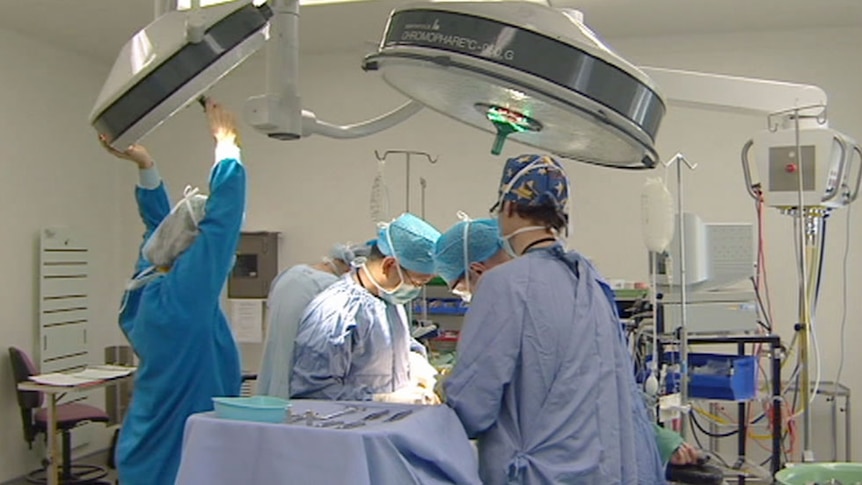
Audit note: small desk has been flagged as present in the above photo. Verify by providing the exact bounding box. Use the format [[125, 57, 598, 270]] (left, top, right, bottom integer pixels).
[[176, 400, 482, 485], [18, 372, 135, 485]]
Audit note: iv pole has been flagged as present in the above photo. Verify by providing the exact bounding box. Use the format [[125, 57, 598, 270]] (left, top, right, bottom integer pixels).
[[740, 102, 862, 460], [663, 152, 697, 438], [374, 150, 438, 212], [373, 149, 438, 326], [770, 105, 828, 460], [420, 177, 429, 323]]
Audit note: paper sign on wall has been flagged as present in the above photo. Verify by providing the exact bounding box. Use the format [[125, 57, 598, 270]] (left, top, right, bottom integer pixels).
[[229, 299, 264, 343]]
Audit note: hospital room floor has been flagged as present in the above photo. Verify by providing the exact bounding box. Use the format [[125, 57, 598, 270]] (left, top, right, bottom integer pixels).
[[4, 451, 116, 485]]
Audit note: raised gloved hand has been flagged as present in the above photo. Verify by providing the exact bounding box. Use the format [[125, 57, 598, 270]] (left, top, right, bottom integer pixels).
[[98, 134, 154, 169], [373, 385, 440, 405], [409, 351, 439, 391], [205, 98, 238, 144]]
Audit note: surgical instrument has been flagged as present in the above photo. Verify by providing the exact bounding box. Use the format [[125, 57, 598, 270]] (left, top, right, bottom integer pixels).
[[318, 405, 364, 420], [361, 409, 390, 421], [383, 409, 414, 422]]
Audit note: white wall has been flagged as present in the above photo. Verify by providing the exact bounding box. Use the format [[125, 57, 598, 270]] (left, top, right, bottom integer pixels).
[[0, 28, 133, 482], [141, 26, 862, 464]]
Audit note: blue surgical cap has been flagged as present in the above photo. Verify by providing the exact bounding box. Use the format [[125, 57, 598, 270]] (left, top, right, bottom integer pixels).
[[329, 242, 371, 264], [377, 213, 441, 275], [492, 154, 570, 216], [434, 218, 504, 287]]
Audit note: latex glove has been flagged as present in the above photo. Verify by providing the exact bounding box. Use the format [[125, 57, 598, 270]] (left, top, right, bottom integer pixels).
[[670, 442, 701, 465], [373, 386, 440, 405], [205, 98, 239, 145], [433, 374, 447, 403], [98, 135, 153, 169], [409, 351, 439, 390]]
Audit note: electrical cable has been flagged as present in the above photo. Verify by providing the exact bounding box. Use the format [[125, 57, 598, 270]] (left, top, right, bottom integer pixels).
[[789, 215, 824, 417], [750, 277, 772, 331], [806, 219, 825, 408], [834, 203, 851, 389], [813, 217, 827, 313], [687, 414, 733, 469], [690, 412, 738, 438]]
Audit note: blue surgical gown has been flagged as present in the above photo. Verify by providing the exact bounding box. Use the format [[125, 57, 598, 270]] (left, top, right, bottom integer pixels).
[[444, 244, 666, 485], [257, 264, 339, 399], [116, 158, 245, 485], [290, 275, 414, 400]]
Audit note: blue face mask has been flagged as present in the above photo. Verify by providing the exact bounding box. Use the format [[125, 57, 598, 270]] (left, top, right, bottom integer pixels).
[[384, 283, 422, 305], [362, 264, 422, 305]]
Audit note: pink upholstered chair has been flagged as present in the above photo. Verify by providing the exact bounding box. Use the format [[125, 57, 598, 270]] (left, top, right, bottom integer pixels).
[[8, 346, 111, 484]]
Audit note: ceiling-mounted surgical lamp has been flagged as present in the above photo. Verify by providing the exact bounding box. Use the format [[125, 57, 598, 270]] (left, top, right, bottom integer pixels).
[[90, 0, 271, 149], [362, 1, 667, 169], [90, 0, 667, 167], [89, 0, 423, 150]]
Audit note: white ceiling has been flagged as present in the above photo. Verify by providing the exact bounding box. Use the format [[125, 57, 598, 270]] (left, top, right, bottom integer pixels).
[[0, 0, 861, 65]]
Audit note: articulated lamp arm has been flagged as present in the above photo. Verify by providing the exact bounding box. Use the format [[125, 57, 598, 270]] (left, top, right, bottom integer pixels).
[[639, 66, 828, 123], [301, 102, 424, 139], [638, 66, 846, 202], [245, 0, 423, 140]]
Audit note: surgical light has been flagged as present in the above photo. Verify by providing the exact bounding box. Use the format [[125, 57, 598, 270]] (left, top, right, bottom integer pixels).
[[91, 0, 667, 169], [90, 0, 273, 150], [90, 0, 423, 150], [362, 1, 667, 169]]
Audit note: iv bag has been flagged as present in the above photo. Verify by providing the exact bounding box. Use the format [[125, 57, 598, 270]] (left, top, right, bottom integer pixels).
[[641, 177, 674, 253], [370, 160, 390, 223]]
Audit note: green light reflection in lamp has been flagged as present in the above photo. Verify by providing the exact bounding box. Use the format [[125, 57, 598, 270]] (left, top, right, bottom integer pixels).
[[476, 103, 543, 155]]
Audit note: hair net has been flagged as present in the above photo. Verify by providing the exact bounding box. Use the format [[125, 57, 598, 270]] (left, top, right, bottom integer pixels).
[[492, 154, 570, 217], [376, 213, 441, 275], [142, 187, 208, 267], [434, 217, 503, 287], [328, 242, 372, 264]]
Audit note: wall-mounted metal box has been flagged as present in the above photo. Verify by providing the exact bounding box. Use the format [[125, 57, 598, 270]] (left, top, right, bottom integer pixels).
[[228, 231, 280, 299]]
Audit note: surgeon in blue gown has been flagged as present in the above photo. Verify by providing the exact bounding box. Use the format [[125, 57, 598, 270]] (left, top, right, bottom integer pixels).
[[258, 242, 372, 399], [290, 213, 441, 404], [434, 216, 702, 480], [99, 99, 244, 485], [441, 154, 667, 485]]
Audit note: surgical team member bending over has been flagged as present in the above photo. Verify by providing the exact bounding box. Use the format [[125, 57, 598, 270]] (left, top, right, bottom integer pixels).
[[434, 216, 701, 475], [99, 99, 244, 485], [440, 154, 667, 484], [258, 242, 372, 399], [291, 213, 441, 403]]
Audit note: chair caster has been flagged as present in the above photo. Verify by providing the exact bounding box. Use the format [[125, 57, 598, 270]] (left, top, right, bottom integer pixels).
[[24, 463, 109, 484]]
